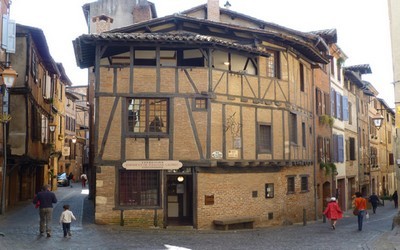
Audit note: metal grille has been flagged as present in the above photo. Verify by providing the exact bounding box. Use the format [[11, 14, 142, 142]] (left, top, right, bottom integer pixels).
[[119, 170, 160, 206]]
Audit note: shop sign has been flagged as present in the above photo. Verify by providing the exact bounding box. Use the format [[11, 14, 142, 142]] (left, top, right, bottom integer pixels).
[[122, 160, 182, 170]]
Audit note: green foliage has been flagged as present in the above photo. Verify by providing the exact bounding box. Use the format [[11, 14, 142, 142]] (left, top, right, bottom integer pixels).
[[320, 162, 337, 176], [319, 115, 335, 127]]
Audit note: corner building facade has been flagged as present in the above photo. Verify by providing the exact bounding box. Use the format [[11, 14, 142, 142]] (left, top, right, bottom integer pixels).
[[74, 1, 330, 229]]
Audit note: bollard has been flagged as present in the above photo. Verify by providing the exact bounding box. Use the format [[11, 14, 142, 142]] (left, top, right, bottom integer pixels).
[[154, 208, 158, 227], [323, 214, 326, 223], [303, 208, 307, 226], [120, 210, 124, 226]]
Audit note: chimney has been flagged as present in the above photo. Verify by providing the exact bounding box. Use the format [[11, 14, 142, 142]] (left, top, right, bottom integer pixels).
[[92, 15, 114, 34], [207, 0, 220, 22], [132, 0, 153, 24]]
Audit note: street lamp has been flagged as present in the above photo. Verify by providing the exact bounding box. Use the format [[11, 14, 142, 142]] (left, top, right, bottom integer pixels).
[[372, 112, 384, 130], [49, 122, 56, 143], [0, 66, 17, 215]]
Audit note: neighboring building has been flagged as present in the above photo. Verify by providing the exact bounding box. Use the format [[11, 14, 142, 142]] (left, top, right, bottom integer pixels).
[[344, 65, 374, 197], [73, 0, 331, 228], [66, 86, 90, 179], [311, 29, 335, 216], [388, 0, 400, 207], [0, 0, 14, 213], [6, 24, 64, 205], [343, 67, 360, 210], [328, 44, 348, 210], [374, 98, 395, 196]]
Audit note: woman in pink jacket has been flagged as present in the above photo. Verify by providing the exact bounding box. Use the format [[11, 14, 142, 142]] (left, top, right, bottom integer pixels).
[[323, 197, 343, 230]]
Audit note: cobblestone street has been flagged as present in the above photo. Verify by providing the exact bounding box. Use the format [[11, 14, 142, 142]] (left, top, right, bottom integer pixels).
[[0, 185, 399, 250]]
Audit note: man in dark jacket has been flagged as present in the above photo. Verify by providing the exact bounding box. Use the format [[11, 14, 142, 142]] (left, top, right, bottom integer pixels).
[[369, 193, 380, 214], [33, 185, 57, 237]]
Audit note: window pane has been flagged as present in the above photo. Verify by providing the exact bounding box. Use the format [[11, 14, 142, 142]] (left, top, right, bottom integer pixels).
[[128, 98, 168, 134], [287, 177, 295, 193], [301, 176, 308, 191], [259, 124, 271, 152]]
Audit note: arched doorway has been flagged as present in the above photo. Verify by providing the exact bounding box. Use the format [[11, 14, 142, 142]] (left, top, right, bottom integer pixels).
[[322, 181, 331, 211]]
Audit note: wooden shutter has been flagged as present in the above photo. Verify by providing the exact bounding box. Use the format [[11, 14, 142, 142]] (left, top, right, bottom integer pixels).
[[338, 135, 344, 162], [342, 96, 349, 121]]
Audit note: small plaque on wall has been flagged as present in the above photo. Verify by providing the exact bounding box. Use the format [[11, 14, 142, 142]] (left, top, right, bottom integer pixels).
[[205, 195, 214, 205], [228, 149, 238, 158]]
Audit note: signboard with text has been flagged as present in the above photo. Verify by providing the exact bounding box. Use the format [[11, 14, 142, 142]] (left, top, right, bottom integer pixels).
[[122, 160, 182, 170]]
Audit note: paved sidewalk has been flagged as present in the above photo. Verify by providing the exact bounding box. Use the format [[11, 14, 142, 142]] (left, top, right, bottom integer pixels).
[[0, 185, 399, 249]]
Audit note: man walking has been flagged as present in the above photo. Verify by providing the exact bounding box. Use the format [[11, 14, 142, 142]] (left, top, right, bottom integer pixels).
[[32, 185, 57, 237], [369, 193, 380, 214]]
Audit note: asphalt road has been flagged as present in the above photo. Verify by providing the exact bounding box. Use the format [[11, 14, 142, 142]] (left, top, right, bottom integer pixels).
[[0, 185, 399, 250]]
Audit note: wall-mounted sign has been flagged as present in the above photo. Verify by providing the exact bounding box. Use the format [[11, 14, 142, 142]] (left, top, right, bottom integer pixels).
[[62, 147, 70, 156], [228, 149, 238, 158], [122, 160, 182, 170], [205, 195, 214, 205], [234, 137, 241, 149], [211, 151, 223, 159]]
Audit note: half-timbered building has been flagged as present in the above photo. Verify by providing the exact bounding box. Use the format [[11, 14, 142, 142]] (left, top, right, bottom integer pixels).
[[74, 0, 331, 229]]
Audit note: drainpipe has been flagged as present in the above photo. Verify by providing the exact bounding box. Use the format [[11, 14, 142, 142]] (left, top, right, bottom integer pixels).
[[312, 67, 318, 221]]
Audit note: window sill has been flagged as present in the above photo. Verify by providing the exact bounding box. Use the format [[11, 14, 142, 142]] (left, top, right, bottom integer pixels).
[[113, 205, 161, 211]]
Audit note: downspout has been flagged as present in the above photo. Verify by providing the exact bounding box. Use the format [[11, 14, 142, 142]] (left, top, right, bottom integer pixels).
[[312, 66, 318, 221], [356, 95, 361, 193]]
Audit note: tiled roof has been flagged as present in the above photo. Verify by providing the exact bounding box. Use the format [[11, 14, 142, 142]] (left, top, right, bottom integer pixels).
[[344, 64, 372, 75], [74, 32, 270, 68], [309, 29, 337, 44]]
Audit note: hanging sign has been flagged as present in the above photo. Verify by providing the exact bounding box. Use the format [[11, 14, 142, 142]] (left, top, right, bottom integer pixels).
[[122, 160, 182, 170]]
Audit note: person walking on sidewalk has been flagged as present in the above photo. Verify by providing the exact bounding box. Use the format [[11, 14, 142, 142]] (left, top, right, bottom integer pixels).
[[323, 197, 343, 230], [369, 193, 380, 214], [392, 191, 398, 209], [354, 192, 367, 231], [32, 185, 57, 237], [59, 204, 76, 238], [80, 173, 87, 188]]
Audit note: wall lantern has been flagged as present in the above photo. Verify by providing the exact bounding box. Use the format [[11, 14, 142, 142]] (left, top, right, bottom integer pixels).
[[49, 123, 56, 133], [372, 112, 384, 130], [177, 176, 184, 182], [71, 136, 77, 144], [1, 66, 18, 88]]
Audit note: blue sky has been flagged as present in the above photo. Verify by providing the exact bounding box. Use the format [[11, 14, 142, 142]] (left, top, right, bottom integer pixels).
[[10, 0, 394, 107]]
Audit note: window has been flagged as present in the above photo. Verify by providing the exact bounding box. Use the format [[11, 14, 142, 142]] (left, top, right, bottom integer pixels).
[[193, 98, 207, 110], [330, 57, 335, 77], [31, 106, 41, 141], [287, 176, 295, 193], [266, 50, 280, 78], [349, 137, 356, 160], [289, 113, 297, 144], [388, 131, 392, 144], [41, 115, 49, 144], [127, 98, 168, 134], [389, 153, 394, 165], [31, 50, 38, 82], [265, 183, 274, 198], [299, 63, 305, 92], [348, 102, 352, 124], [316, 89, 322, 115], [119, 170, 160, 207], [302, 122, 306, 147], [324, 92, 330, 115], [333, 134, 344, 163], [258, 124, 272, 153], [301, 176, 308, 192]]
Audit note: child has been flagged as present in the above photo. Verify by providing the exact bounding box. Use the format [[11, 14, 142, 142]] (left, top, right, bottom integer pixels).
[[59, 204, 76, 237]]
